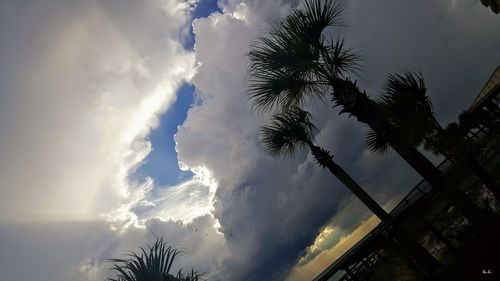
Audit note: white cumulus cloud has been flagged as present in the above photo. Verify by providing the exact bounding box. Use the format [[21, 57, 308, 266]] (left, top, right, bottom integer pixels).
[[0, 0, 194, 223]]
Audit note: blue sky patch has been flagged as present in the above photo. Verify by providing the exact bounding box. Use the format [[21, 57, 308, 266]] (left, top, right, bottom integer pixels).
[[183, 0, 222, 49], [134, 0, 220, 187], [133, 84, 195, 187]]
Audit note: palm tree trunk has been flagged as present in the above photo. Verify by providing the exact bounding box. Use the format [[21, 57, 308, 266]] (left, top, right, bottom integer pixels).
[[310, 145, 390, 221], [329, 78, 488, 225], [309, 145, 440, 278]]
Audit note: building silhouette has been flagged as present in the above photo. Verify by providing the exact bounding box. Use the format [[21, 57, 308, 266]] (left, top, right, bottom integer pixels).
[[313, 65, 500, 281], [481, 0, 500, 14]]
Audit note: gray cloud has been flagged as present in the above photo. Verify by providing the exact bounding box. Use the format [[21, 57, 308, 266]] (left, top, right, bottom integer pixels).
[[176, 1, 362, 279], [0, 0, 194, 222], [0, 0, 223, 280], [0, 215, 226, 281], [176, 0, 500, 280], [1, 0, 499, 280]]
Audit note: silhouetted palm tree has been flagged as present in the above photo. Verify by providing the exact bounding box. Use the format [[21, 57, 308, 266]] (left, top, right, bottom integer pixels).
[[366, 71, 500, 201], [107, 237, 202, 281], [261, 107, 440, 277], [247, 0, 485, 223], [262, 106, 391, 221]]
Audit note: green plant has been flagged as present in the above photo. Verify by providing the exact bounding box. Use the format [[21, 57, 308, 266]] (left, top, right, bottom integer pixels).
[[247, 0, 487, 225], [107, 237, 203, 281]]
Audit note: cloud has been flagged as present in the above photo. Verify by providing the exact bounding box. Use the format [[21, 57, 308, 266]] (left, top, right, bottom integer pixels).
[[176, 0, 500, 280], [175, 1, 362, 279], [0, 1, 229, 280], [0, 0, 194, 223], [285, 215, 381, 281], [285, 0, 500, 279], [0, 215, 227, 281], [135, 166, 218, 223], [1, 0, 499, 280], [344, 0, 500, 122]]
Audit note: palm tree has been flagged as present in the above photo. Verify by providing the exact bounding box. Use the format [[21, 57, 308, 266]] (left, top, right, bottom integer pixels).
[[366, 71, 500, 201], [480, 0, 500, 14], [261, 107, 440, 278], [247, 0, 485, 223], [107, 237, 202, 281], [262, 107, 391, 221]]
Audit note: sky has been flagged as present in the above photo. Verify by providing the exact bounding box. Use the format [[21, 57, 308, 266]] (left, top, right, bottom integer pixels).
[[0, 0, 499, 280]]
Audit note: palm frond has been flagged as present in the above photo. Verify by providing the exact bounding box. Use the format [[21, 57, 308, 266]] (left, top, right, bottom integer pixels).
[[365, 128, 390, 154], [303, 0, 344, 26], [377, 71, 436, 146], [248, 23, 318, 74], [323, 37, 362, 78], [248, 69, 325, 112], [383, 71, 426, 100], [248, 0, 353, 112], [107, 237, 202, 281], [176, 268, 205, 281], [300, 0, 344, 47], [260, 106, 317, 157]]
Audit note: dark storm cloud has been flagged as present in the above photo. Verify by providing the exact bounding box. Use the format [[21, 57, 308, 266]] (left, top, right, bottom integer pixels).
[[0, 215, 226, 281], [177, 1, 500, 280], [0, 0, 498, 280], [286, 0, 500, 277]]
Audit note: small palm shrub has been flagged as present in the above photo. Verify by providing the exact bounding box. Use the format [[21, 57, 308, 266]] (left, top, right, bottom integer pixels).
[[107, 237, 203, 281]]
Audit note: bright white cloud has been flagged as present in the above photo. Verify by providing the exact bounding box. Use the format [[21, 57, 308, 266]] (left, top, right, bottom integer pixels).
[[0, 0, 227, 280], [0, 0, 225, 281], [0, 215, 228, 281], [175, 2, 354, 279], [176, 0, 500, 280], [0, 0, 194, 223], [135, 166, 218, 224], [1, 0, 500, 281]]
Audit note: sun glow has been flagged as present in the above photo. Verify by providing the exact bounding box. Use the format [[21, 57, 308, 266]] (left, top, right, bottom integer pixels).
[[149, 165, 218, 223]]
